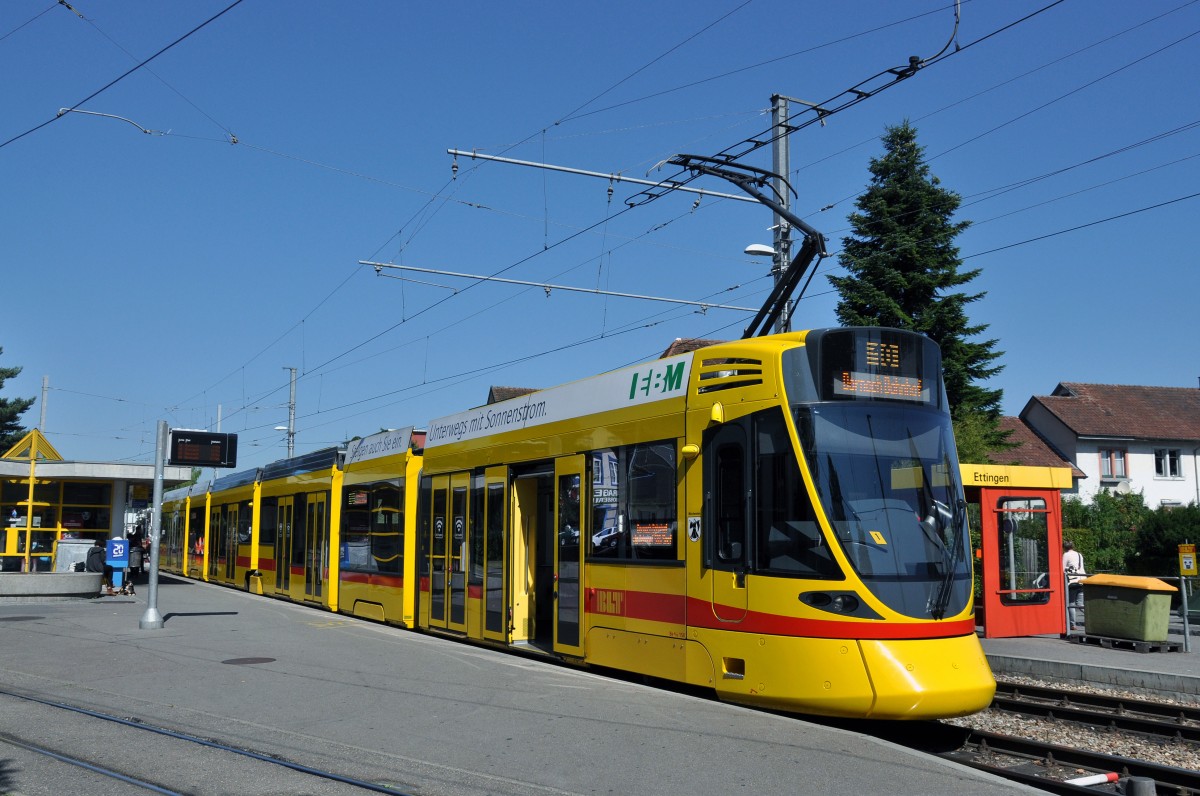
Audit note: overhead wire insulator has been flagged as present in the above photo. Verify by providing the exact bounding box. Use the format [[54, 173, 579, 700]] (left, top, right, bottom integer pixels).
[[451, 157, 458, 179]]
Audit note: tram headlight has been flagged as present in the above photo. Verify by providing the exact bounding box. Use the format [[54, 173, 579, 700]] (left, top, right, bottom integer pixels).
[[831, 594, 859, 613], [801, 590, 872, 617]]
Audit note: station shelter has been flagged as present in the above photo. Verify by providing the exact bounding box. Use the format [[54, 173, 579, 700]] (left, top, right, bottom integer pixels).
[[1, 429, 191, 572], [962, 463, 1075, 638]]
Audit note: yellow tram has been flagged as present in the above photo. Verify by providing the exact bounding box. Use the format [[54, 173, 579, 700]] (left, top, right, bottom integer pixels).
[[160, 327, 994, 720], [417, 326, 994, 719]]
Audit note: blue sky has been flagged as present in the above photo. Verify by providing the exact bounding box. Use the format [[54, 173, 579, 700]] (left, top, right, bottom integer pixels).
[[3, 0, 1197, 467]]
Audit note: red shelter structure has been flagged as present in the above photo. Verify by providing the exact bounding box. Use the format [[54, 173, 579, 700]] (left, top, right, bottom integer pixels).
[[963, 463, 1074, 638]]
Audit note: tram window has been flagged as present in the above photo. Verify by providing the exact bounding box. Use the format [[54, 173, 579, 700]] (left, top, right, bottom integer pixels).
[[260, 499, 277, 546], [754, 408, 840, 579], [340, 483, 403, 574], [418, 477, 432, 575], [470, 475, 485, 585], [371, 484, 403, 574], [485, 481, 504, 633], [589, 441, 677, 561], [590, 450, 620, 558], [292, 497, 308, 568], [711, 430, 747, 567], [237, 501, 252, 544], [342, 488, 371, 571]]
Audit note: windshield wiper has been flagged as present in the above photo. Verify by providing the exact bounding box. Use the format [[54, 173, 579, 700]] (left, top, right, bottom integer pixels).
[[930, 487, 967, 620]]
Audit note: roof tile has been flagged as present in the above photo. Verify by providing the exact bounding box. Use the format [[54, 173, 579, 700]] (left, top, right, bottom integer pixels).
[[1030, 383, 1200, 442]]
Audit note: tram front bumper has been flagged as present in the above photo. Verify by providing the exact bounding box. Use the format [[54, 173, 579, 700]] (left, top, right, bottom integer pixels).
[[857, 633, 996, 719], [705, 631, 995, 720]]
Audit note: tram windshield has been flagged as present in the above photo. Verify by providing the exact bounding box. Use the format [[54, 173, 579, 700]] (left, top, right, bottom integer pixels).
[[794, 403, 971, 620]]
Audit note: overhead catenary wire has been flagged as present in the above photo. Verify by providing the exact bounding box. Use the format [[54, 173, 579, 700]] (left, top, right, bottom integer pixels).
[[363, 262, 758, 312], [626, 0, 1066, 210], [788, 0, 1200, 191], [0, 0, 246, 150], [161, 0, 1069, 451], [150, 1, 1055, 436], [30, 1, 1190, 461]]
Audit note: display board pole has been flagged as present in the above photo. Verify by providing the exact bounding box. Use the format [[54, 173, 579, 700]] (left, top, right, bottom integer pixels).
[[1180, 577, 1191, 653], [139, 420, 167, 630]]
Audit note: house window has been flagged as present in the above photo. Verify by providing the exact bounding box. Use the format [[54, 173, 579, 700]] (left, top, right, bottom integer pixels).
[[1099, 449, 1126, 478], [1154, 448, 1181, 478]]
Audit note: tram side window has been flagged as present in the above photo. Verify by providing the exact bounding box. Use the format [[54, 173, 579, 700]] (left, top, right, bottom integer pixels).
[[189, 507, 205, 554], [754, 408, 841, 579], [371, 484, 403, 574], [470, 475, 485, 586], [260, 499, 277, 546], [590, 440, 677, 561], [341, 483, 403, 574], [342, 488, 372, 572], [237, 500, 253, 544], [292, 497, 308, 568]]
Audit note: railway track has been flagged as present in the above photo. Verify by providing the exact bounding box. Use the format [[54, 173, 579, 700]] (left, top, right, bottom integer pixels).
[[942, 729, 1199, 795], [992, 680, 1200, 743], [934, 679, 1200, 794]]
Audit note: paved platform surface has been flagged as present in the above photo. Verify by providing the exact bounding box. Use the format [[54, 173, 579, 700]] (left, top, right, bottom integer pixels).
[[0, 575, 1039, 796], [982, 617, 1199, 700]]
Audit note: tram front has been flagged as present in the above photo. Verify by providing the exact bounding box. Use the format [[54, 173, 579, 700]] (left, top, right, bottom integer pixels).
[[786, 327, 995, 718]]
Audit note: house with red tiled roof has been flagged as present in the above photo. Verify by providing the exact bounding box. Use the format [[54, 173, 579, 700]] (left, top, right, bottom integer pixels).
[[995, 415, 1084, 477], [1019, 383, 1200, 506], [486, 386, 537, 405], [659, 337, 724, 359]]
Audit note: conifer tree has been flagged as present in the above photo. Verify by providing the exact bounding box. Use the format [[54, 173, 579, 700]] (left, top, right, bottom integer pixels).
[[0, 348, 35, 453], [829, 121, 1007, 460]]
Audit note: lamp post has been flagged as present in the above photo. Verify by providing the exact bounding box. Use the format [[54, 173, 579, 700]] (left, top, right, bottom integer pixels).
[[745, 243, 790, 333]]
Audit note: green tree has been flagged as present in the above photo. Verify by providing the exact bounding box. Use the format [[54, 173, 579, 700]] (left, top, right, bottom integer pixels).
[[830, 121, 1009, 459], [0, 347, 35, 452], [1060, 491, 1148, 574], [1131, 503, 1199, 576]]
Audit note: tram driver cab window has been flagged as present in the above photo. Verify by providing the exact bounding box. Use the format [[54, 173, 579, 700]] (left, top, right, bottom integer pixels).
[[704, 408, 841, 579]]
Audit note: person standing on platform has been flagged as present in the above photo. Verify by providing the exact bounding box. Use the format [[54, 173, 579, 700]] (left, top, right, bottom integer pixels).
[[125, 540, 142, 594], [1063, 540, 1086, 630]]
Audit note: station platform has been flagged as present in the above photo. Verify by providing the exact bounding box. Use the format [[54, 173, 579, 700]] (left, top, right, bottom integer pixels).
[[981, 617, 1199, 701], [0, 576, 1040, 796]]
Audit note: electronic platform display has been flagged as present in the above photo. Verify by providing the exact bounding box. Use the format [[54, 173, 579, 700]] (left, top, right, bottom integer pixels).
[[168, 429, 238, 468]]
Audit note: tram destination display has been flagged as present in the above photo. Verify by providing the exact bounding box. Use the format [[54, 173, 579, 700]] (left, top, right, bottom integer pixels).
[[819, 328, 934, 404], [168, 429, 238, 468]]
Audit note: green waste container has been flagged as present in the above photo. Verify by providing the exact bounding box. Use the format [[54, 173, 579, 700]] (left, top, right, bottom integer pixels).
[[1081, 574, 1177, 642]]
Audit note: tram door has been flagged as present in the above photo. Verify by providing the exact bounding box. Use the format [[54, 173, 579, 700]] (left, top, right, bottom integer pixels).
[[481, 468, 508, 643], [304, 493, 327, 601], [191, 506, 207, 579], [553, 457, 585, 656], [509, 467, 554, 648], [705, 421, 749, 621], [425, 473, 468, 632], [208, 507, 221, 580], [223, 505, 238, 583], [979, 489, 1064, 638], [447, 475, 469, 632], [275, 497, 293, 593]]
